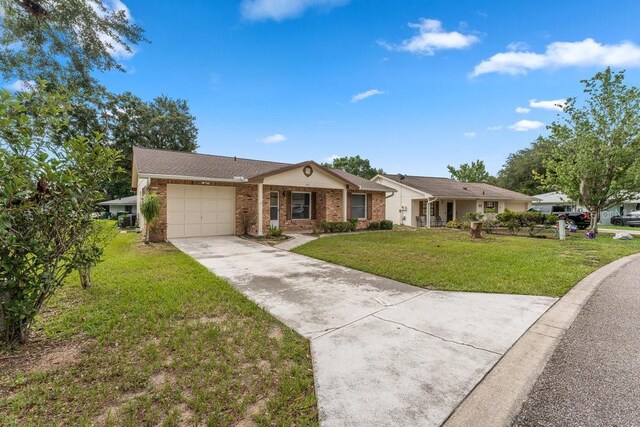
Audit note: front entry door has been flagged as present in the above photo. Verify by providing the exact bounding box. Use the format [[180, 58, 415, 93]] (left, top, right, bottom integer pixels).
[[446, 202, 454, 222], [270, 192, 279, 228]]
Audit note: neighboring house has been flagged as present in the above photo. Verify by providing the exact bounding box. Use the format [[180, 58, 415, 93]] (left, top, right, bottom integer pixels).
[[132, 147, 393, 241], [372, 174, 537, 227], [98, 195, 137, 216], [532, 191, 640, 225]]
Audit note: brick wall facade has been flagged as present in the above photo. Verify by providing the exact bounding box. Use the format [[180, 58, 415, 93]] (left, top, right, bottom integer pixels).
[[144, 179, 386, 241]]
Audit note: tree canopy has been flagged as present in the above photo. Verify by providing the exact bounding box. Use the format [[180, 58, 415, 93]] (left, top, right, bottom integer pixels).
[[541, 68, 640, 231], [0, 0, 146, 90], [322, 155, 384, 179], [447, 160, 491, 182], [494, 141, 552, 195]]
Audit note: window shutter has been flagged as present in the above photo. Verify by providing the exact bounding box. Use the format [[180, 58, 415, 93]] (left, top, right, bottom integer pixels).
[[367, 194, 373, 220], [311, 192, 317, 220], [346, 191, 352, 220], [285, 191, 290, 220]]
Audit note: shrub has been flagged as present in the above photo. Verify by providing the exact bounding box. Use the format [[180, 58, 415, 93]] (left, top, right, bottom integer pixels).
[[322, 221, 354, 233], [380, 220, 393, 230], [141, 192, 161, 243], [369, 221, 381, 230], [496, 210, 559, 236], [446, 220, 470, 230], [266, 225, 283, 237], [465, 212, 484, 222]]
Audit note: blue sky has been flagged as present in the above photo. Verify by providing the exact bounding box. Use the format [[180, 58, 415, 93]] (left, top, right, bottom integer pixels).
[[12, 0, 640, 176]]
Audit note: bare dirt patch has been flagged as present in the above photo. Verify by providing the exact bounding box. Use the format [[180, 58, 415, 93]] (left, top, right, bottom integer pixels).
[[268, 326, 283, 341]]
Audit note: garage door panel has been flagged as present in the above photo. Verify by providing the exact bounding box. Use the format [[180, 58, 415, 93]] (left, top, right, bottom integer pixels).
[[167, 184, 236, 238], [167, 210, 185, 225], [184, 186, 201, 198]]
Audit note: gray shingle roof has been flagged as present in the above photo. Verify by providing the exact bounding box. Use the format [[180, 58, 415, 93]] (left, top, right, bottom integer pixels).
[[98, 195, 137, 206], [133, 147, 393, 192], [382, 174, 537, 201]]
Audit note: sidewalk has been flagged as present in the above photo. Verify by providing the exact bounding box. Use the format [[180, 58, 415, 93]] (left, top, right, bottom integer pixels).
[[515, 257, 640, 426]]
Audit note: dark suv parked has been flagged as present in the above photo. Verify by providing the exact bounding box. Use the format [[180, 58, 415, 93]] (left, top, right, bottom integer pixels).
[[529, 206, 591, 229]]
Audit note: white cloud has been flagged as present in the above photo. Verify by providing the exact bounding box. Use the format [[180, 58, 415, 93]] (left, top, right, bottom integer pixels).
[[515, 107, 531, 114], [241, 0, 348, 21], [260, 133, 287, 144], [472, 38, 640, 77], [507, 41, 529, 52], [4, 80, 35, 92], [487, 125, 503, 131], [92, 0, 136, 59], [325, 154, 340, 163], [463, 131, 477, 138], [351, 89, 385, 103], [529, 98, 566, 111], [379, 18, 479, 55], [509, 119, 545, 132]]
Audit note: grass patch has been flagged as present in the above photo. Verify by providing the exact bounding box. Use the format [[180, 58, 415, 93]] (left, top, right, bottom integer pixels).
[[1, 234, 317, 426], [599, 224, 640, 230], [293, 228, 640, 297]]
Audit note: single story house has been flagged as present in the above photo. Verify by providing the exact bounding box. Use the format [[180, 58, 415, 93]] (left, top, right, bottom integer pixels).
[[98, 195, 137, 215], [132, 147, 393, 241], [372, 174, 538, 227], [532, 191, 640, 225]]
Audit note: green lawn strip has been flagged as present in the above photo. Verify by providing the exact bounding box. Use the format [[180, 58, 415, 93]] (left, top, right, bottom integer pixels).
[[599, 224, 640, 230], [0, 234, 317, 426], [293, 229, 640, 297]]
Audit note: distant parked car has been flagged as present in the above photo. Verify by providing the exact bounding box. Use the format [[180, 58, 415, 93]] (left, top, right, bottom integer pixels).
[[529, 207, 591, 229], [610, 211, 640, 227]]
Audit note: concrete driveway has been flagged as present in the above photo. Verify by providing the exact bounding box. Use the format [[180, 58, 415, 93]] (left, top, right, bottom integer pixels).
[[172, 236, 556, 426]]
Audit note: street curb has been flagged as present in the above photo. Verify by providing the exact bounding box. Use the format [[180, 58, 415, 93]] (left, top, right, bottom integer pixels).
[[443, 253, 640, 427]]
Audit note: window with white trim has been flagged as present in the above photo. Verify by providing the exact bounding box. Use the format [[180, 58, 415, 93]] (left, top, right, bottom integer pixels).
[[291, 192, 311, 220], [351, 194, 366, 219]]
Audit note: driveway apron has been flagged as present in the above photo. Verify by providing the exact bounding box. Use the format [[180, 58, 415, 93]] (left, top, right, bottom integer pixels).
[[172, 236, 557, 426]]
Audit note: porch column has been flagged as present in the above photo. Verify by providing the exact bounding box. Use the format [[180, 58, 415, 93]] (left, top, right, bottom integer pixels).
[[257, 183, 264, 236], [453, 200, 457, 220], [343, 187, 348, 221]]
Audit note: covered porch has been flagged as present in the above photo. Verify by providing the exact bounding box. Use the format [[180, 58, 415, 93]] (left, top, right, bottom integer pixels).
[[413, 199, 504, 228]]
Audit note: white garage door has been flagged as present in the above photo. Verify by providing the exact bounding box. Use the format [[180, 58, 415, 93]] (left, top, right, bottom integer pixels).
[[167, 184, 236, 238]]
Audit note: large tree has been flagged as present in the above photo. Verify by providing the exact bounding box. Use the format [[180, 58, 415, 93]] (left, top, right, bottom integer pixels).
[[322, 155, 384, 179], [0, 0, 146, 91], [495, 140, 553, 195], [447, 160, 492, 182], [541, 68, 640, 232], [0, 83, 119, 344]]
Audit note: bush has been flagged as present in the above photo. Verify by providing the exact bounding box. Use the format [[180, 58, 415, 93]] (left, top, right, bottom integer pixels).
[[496, 210, 559, 236], [322, 221, 355, 233], [380, 220, 393, 230], [266, 225, 283, 237], [369, 221, 381, 230], [446, 219, 470, 230], [465, 212, 484, 222]]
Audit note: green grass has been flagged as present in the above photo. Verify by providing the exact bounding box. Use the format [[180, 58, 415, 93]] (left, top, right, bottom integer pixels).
[[1, 234, 317, 426], [599, 224, 640, 230], [293, 228, 640, 297]]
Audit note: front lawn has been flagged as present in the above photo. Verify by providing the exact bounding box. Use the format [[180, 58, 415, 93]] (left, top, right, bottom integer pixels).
[[599, 224, 640, 230], [1, 234, 317, 426], [293, 229, 640, 297]]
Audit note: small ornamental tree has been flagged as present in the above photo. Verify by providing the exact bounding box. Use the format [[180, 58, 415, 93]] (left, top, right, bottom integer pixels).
[[140, 191, 161, 243], [0, 83, 119, 345], [541, 68, 640, 232]]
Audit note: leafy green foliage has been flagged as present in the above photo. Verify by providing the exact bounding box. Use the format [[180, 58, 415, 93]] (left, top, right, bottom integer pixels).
[[266, 225, 283, 237], [541, 68, 640, 231], [0, 83, 119, 345], [321, 221, 356, 233], [380, 220, 393, 230], [322, 155, 384, 179], [0, 0, 147, 90], [494, 140, 553, 195], [496, 211, 558, 237], [75, 219, 118, 288], [447, 160, 492, 182], [446, 219, 470, 230], [141, 191, 160, 243], [368, 221, 381, 230]]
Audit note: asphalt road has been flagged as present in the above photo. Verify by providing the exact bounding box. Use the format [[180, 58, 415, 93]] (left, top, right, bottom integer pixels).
[[515, 258, 640, 426]]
